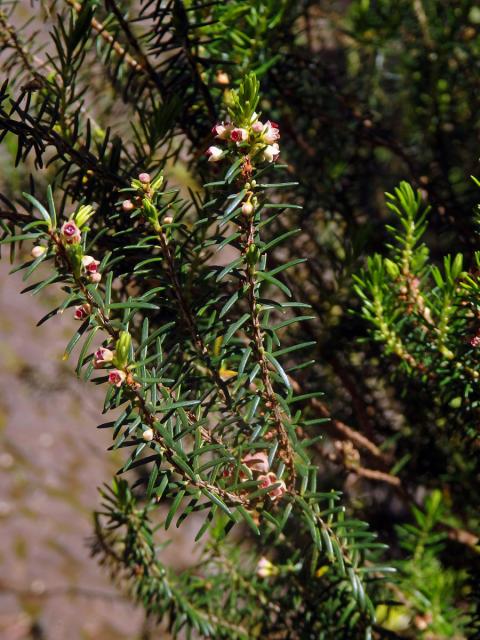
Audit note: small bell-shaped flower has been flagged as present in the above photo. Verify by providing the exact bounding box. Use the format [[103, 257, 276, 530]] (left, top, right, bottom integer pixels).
[[262, 121, 280, 144], [212, 123, 231, 140], [93, 347, 114, 368], [230, 128, 248, 143], [74, 303, 91, 320], [82, 255, 100, 274], [60, 220, 81, 244], [108, 369, 126, 387], [262, 143, 280, 163], [206, 146, 224, 162]]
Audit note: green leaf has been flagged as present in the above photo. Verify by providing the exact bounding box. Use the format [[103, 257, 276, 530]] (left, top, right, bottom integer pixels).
[[46, 185, 57, 228], [165, 489, 186, 529], [22, 192, 52, 226], [224, 313, 250, 345], [265, 352, 291, 389], [257, 271, 292, 297]]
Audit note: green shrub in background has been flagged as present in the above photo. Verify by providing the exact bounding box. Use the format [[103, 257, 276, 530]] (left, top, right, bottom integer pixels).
[[0, 1, 479, 638]]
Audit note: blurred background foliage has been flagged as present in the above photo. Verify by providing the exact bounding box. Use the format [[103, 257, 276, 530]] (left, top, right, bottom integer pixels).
[[1, 0, 480, 638]]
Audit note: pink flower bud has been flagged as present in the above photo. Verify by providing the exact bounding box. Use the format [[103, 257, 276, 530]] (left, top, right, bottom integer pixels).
[[242, 201, 254, 216], [60, 221, 81, 243], [142, 428, 154, 442], [230, 128, 248, 143], [31, 245, 46, 258], [263, 120, 280, 144], [262, 143, 280, 163], [258, 472, 287, 502], [93, 347, 114, 368], [108, 369, 126, 387], [242, 451, 269, 474], [206, 146, 224, 162], [90, 272, 102, 284], [74, 304, 91, 321], [470, 335, 480, 347], [122, 199, 135, 212], [212, 123, 230, 140], [251, 121, 264, 134], [138, 173, 151, 184], [82, 255, 100, 273]]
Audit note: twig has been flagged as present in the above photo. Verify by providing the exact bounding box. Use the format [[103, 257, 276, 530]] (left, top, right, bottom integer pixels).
[[64, 0, 144, 73], [0, 583, 127, 602], [243, 214, 296, 484], [311, 397, 386, 461]]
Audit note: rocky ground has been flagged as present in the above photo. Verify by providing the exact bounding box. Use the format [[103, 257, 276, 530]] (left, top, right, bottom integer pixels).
[[0, 258, 192, 639]]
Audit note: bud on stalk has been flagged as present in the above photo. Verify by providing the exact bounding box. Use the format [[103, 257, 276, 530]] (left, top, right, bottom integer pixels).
[[114, 331, 132, 369]]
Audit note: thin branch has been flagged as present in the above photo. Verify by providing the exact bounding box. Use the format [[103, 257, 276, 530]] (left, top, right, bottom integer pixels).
[[64, 0, 144, 73]]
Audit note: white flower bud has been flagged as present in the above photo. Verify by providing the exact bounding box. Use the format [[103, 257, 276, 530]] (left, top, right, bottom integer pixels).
[[242, 201, 254, 216], [31, 245, 46, 258], [206, 146, 224, 162], [142, 428, 154, 442]]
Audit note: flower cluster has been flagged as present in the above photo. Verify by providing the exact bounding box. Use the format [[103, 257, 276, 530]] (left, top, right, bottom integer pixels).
[[82, 256, 101, 283], [470, 334, 480, 348], [121, 172, 165, 222], [61, 223, 102, 288], [31, 204, 103, 322], [91, 337, 135, 390], [206, 114, 280, 165]]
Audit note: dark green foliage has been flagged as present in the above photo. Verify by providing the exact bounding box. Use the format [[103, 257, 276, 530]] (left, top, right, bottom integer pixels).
[[1, 1, 480, 638]]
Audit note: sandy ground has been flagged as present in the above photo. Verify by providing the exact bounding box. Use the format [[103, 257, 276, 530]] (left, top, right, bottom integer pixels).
[[0, 258, 164, 639]]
